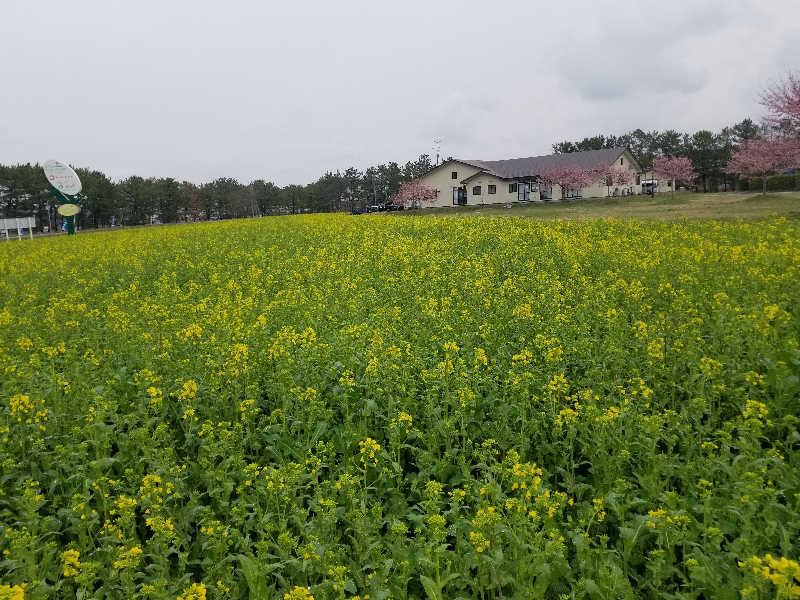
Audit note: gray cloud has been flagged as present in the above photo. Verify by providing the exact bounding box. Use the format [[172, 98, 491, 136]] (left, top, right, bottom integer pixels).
[[1, 0, 796, 184], [422, 92, 502, 148], [553, 0, 766, 102]]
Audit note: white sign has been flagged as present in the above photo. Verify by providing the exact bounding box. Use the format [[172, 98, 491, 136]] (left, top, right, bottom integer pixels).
[[1, 216, 36, 239], [0, 217, 35, 230], [43, 160, 82, 196]]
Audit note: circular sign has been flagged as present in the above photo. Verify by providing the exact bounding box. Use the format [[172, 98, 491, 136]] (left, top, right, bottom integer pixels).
[[57, 203, 81, 216], [43, 160, 82, 196]]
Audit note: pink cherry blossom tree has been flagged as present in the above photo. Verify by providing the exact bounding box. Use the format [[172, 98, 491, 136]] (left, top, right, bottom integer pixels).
[[724, 136, 800, 195], [652, 156, 696, 199], [761, 71, 800, 132], [613, 167, 635, 191], [390, 180, 438, 209], [602, 167, 636, 196], [540, 166, 598, 200]]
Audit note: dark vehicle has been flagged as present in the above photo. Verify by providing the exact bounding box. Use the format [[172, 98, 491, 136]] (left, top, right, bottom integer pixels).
[[350, 208, 363, 215], [385, 203, 404, 211]]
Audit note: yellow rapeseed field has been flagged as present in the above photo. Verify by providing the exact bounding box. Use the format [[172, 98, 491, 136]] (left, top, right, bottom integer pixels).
[[1, 214, 799, 599]]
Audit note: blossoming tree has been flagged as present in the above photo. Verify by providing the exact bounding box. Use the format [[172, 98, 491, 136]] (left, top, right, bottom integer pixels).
[[724, 136, 800, 195], [761, 71, 800, 132], [540, 166, 598, 200], [390, 180, 437, 209], [651, 156, 695, 199], [601, 167, 636, 196]]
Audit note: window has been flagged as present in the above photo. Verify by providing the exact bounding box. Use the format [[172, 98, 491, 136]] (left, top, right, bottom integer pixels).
[[620, 158, 623, 165], [509, 183, 518, 193], [451, 171, 458, 179], [636, 175, 641, 185], [488, 184, 496, 194], [540, 185, 552, 200], [472, 185, 481, 195], [564, 187, 582, 199]]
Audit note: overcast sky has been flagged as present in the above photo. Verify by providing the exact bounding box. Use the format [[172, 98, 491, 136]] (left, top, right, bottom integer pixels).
[[2, 0, 797, 185]]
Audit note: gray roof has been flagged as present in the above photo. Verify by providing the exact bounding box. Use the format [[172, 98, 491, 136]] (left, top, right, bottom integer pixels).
[[457, 147, 632, 180]]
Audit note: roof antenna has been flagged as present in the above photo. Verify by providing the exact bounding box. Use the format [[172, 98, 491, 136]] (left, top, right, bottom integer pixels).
[[433, 138, 442, 166]]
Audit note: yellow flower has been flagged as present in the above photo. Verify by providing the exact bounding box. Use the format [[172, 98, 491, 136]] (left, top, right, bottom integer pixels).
[[647, 340, 664, 361], [391, 411, 413, 433], [358, 437, 380, 467], [113, 545, 143, 569], [556, 407, 579, 427], [147, 386, 163, 405], [512, 303, 533, 319], [338, 369, 356, 388], [742, 399, 769, 421], [0, 584, 26, 600], [177, 582, 207, 600], [61, 549, 81, 577], [699, 357, 722, 376], [763, 304, 779, 321], [469, 531, 490, 553], [177, 380, 198, 401], [739, 554, 800, 599], [284, 586, 314, 600], [546, 374, 568, 396], [443, 341, 460, 354], [178, 323, 203, 341], [474, 347, 488, 366]]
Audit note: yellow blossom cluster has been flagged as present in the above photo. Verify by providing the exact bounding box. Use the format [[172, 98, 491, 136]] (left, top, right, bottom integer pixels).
[[61, 549, 81, 577], [284, 585, 314, 600], [176, 582, 207, 600], [739, 555, 800, 598], [359, 437, 381, 467]]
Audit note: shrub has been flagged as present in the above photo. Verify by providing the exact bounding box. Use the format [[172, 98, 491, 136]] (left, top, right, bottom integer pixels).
[[767, 173, 797, 191], [748, 173, 798, 192]]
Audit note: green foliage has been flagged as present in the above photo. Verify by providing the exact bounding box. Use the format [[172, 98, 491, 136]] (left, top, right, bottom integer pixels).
[[748, 173, 799, 192], [553, 118, 761, 192], [0, 154, 434, 229], [1, 215, 799, 599]]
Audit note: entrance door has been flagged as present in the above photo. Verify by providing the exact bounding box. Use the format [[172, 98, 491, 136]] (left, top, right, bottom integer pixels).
[[453, 187, 467, 205], [518, 183, 530, 202]]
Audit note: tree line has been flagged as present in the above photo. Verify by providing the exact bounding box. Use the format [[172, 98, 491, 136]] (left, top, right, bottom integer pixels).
[[3, 91, 797, 230], [0, 155, 435, 230], [551, 118, 763, 192]]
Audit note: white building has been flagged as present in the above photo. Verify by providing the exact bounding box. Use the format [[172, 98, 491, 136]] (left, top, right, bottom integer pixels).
[[418, 147, 644, 207]]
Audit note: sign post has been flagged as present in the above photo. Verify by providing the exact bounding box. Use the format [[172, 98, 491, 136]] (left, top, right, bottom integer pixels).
[[43, 160, 82, 235]]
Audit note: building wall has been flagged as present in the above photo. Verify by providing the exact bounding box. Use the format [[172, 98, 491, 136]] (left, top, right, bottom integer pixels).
[[531, 149, 644, 201], [420, 151, 644, 207], [578, 150, 641, 199], [418, 161, 484, 208], [641, 170, 675, 194], [463, 174, 519, 205]]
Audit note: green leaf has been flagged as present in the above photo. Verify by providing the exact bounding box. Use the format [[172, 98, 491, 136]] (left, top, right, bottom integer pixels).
[[419, 575, 441, 600], [235, 554, 272, 599]]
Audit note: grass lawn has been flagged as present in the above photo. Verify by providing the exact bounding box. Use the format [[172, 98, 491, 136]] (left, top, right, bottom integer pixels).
[[407, 191, 800, 221]]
